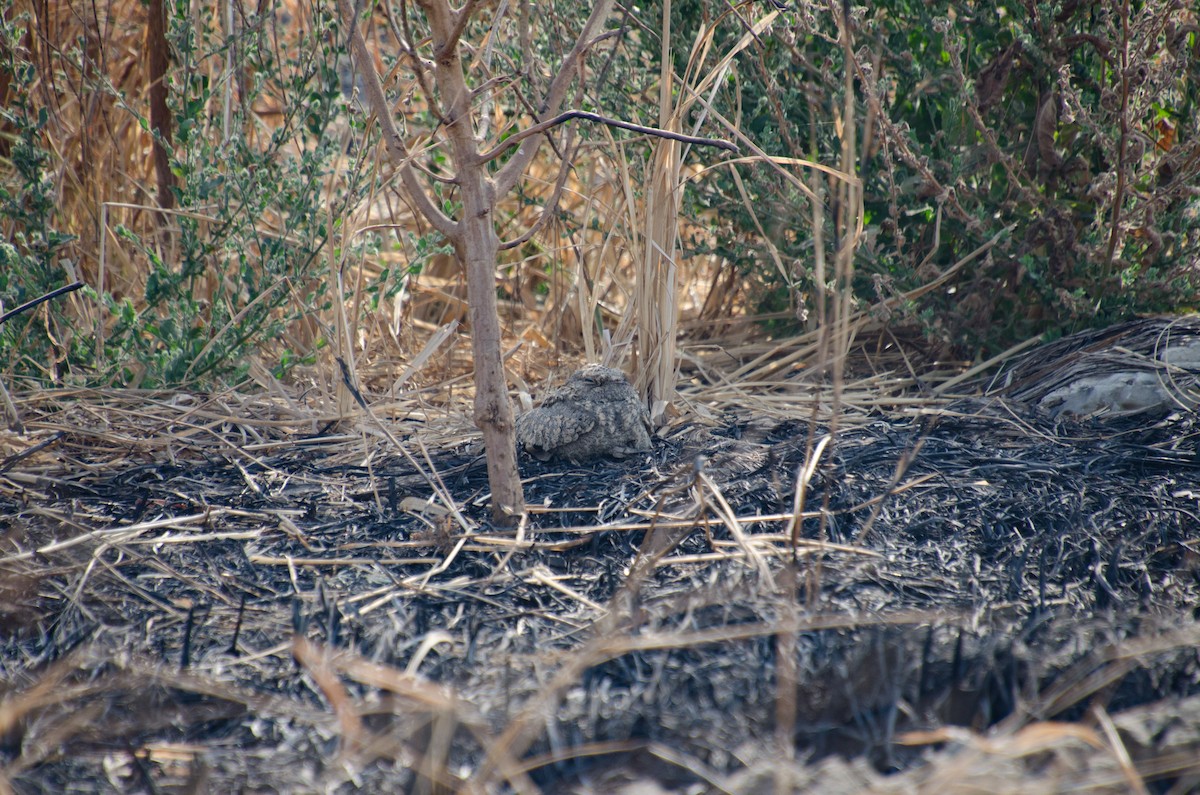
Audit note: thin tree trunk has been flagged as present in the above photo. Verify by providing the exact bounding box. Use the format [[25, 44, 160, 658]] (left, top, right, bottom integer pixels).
[[146, 0, 174, 213], [415, 0, 524, 521], [339, 0, 616, 522], [456, 208, 523, 520]]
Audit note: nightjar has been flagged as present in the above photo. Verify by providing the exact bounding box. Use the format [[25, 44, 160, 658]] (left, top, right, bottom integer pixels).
[[516, 364, 652, 463]]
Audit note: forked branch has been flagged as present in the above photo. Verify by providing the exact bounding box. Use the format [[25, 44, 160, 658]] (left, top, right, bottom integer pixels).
[[337, 0, 458, 239]]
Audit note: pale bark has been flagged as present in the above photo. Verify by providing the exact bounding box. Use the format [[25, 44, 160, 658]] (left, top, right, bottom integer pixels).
[[338, 0, 615, 522], [413, 0, 522, 520]]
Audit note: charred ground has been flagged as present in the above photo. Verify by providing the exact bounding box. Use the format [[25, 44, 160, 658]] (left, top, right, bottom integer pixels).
[[2, 350, 1200, 792]]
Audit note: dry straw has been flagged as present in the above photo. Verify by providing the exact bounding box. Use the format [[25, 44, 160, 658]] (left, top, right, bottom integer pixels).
[[6, 2, 1192, 793]]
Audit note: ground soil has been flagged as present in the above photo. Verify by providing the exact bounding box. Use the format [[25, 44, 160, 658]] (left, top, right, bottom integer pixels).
[[2, 326, 1199, 793]]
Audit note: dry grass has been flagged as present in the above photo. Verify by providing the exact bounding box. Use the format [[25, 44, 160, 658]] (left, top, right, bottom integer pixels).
[[11, 2, 1193, 794], [4, 378, 1199, 792], [0, 0, 950, 411]]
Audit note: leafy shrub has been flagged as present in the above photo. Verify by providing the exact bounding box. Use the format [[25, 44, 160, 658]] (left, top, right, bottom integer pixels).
[[101, 1, 362, 385], [0, 12, 81, 381], [667, 1, 1200, 353], [1, 0, 369, 386]]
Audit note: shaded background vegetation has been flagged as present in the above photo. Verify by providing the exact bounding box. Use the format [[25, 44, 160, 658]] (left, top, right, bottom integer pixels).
[[1, 0, 1197, 384], [663, 0, 1200, 353]]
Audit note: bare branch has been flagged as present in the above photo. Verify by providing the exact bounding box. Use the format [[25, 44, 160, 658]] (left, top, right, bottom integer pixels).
[[337, 0, 458, 239], [480, 109, 739, 165], [485, 46, 570, 162], [437, 0, 488, 60], [470, 73, 515, 101], [393, 0, 445, 124], [494, 0, 617, 195], [499, 126, 578, 251]]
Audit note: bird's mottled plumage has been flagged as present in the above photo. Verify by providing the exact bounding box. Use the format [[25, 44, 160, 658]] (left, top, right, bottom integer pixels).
[[517, 364, 652, 462]]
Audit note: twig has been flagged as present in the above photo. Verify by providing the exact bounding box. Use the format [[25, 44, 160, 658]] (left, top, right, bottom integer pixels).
[[1102, 0, 1133, 277], [478, 109, 738, 164], [337, 0, 458, 238], [0, 282, 85, 326]]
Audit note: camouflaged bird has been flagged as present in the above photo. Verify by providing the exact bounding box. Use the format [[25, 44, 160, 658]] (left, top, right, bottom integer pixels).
[[516, 364, 653, 463]]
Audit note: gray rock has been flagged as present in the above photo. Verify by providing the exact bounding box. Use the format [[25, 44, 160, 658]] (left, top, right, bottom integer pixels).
[[517, 364, 652, 463], [994, 315, 1200, 418]]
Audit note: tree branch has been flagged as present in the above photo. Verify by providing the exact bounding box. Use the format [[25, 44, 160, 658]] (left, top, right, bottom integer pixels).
[[499, 126, 578, 251], [337, 0, 458, 239], [436, 0, 487, 61], [415, 0, 474, 136], [494, 0, 617, 196], [481, 109, 739, 165], [0, 281, 84, 326], [1103, 0, 1132, 279], [393, 0, 445, 124]]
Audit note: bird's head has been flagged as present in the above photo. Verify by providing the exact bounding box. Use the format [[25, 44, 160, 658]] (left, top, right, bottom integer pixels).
[[569, 364, 628, 386]]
